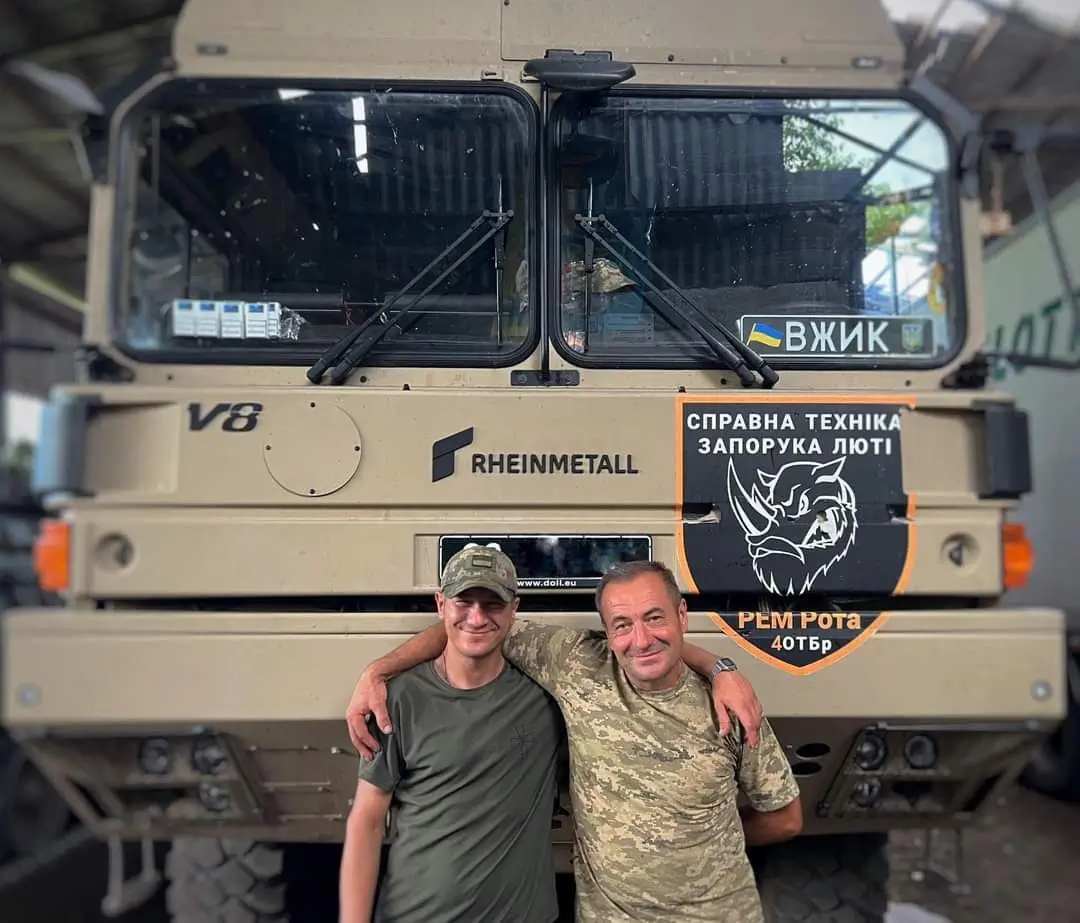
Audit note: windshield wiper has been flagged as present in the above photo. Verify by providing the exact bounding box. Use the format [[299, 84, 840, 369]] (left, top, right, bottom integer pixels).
[[572, 209, 777, 388], [307, 204, 514, 386]]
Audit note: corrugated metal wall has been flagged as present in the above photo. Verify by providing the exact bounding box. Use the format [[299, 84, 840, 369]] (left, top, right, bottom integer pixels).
[[241, 94, 531, 218], [565, 109, 864, 293], [169, 95, 866, 301], [2, 291, 80, 399]]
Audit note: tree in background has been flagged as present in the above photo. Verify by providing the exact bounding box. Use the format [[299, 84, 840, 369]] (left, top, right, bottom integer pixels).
[[0, 440, 36, 506], [5, 440, 34, 475], [782, 109, 917, 250]]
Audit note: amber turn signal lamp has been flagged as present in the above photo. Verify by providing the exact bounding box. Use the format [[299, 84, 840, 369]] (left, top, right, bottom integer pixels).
[[34, 519, 70, 593], [1001, 522, 1033, 590]]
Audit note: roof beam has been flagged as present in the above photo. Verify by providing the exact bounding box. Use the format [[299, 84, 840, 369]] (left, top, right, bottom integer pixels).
[[1, 224, 88, 264], [7, 263, 85, 315], [0, 12, 175, 69], [0, 147, 87, 214], [971, 94, 1080, 113], [0, 223, 62, 268], [946, 7, 1009, 84], [907, 0, 960, 61], [0, 126, 72, 147], [0, 70, 64, 135], [5, 0, 102, 88]]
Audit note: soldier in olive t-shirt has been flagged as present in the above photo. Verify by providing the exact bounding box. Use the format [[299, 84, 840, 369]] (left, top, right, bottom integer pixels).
[[356, 658, 564, 923], [502, 618, 801, 923]]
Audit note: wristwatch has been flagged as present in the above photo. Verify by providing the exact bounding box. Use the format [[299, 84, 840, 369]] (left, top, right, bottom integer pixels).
[[710, 657, 738, 678]]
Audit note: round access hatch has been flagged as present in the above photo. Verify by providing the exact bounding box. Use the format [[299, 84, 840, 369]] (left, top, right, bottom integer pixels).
[[262, 401, 362, 497]]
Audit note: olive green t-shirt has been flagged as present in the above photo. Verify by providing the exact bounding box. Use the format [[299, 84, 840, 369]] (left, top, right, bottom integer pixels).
[[357, 659, 563, 923], [503, 619, 801, 923]]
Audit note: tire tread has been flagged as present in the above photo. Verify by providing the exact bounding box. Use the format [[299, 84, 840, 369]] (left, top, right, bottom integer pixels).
[[165, 838, 288, 923], [758, 834, 889, 923]]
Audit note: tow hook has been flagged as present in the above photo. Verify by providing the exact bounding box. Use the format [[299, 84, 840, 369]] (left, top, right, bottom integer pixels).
[[101, 834, 161, 918]]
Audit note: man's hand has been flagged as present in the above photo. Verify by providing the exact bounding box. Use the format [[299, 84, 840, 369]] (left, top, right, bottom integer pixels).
[[346, 669, 392, 759], [711, 671, 763, 747], [343, 624, 450, 758]]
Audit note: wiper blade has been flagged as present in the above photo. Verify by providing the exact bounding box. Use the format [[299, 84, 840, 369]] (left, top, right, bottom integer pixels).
[[572, 212, 778, 388], [306, 206, 514, 385]]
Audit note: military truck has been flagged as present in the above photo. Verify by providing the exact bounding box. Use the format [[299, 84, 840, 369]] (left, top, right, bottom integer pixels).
[[0, 458, 71, 863], [0, 0, 1068, 920]]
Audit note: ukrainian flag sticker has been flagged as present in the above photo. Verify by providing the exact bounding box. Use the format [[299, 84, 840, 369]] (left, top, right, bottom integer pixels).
[[746, 321, 783, 349]]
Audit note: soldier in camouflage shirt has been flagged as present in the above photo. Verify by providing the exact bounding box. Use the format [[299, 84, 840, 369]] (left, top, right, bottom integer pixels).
[[347, 554, 802, 922]]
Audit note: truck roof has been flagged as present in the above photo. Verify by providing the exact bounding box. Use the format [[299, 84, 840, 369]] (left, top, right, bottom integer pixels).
[[172, 0, 905, 86]]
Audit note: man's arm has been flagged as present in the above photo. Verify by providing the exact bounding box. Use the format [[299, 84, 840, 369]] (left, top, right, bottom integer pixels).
[[740, 799, 803, 848], [340, 708, 405, 923], [501, 619, 592, 695], [734, 717, 803, 847], [368, 623, 447, 683], [339, 779, 391, 923], [346, 624, 447, 756], [682, 643, 763, 747]]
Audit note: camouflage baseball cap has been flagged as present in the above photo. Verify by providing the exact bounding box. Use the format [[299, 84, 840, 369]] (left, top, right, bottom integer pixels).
[[440, 544, 518, 603]]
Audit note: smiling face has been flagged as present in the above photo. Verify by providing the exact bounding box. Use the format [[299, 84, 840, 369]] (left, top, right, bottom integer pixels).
[[437, 545, 520, 663], [437, 586, 518, 660], [597, 567, 689, 691]]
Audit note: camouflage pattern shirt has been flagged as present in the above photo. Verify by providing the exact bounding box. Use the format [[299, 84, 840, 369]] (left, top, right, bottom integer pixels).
[[504, 619, 801, 923]]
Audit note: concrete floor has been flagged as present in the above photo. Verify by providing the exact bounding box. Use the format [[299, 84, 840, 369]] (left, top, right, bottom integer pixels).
[[889, 785, 1080, 923]]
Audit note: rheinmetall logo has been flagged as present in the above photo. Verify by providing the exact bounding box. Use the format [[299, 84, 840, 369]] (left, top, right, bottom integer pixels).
[[472, 453, 639, 475], [432, 427, 640, 481], [431, 427, 474, 482]]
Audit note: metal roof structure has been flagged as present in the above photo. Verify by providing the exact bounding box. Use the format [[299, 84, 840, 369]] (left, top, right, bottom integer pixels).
[[0, 0, 182, 398], [893, 0, 1080, 229], [0, 0, 1076, 398]]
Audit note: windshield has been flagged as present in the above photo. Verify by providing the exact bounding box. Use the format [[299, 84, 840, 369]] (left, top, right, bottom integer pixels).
[[550, 94, 960, 368], [117, 83, 536, 365]]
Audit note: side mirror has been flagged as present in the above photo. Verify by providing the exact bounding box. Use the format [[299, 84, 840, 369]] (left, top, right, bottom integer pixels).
[[522, 51, 635, 93]]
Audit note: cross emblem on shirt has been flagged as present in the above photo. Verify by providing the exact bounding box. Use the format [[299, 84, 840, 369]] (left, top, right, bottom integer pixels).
[[511, 724, 535, 760]]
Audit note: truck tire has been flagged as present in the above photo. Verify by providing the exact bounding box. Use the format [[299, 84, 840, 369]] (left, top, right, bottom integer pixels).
[[1020, 692, 1080, 802], [0, 748, 72, 859], [165, 838, 289, 923], [756, 833, 888, 923]]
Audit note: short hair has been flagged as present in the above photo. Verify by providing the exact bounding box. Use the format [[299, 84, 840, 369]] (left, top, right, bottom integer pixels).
[[594, 559, 683, 615]]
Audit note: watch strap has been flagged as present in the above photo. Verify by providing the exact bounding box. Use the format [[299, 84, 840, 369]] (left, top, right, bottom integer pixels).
[[710, 657, 738, 678]]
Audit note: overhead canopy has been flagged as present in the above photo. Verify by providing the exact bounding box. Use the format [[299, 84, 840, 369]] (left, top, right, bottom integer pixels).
[[889, 0, 1080, 229], [0, 0, 181, 394], [0, 0, 1076, 333]]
